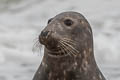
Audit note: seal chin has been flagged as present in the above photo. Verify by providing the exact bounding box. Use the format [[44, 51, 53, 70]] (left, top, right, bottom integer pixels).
[[46, 48, 69, 57]]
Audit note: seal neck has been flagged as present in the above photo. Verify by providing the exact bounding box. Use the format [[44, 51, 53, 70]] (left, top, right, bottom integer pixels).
[[41, 48, 105, 80], [43, 47, 97, 70]]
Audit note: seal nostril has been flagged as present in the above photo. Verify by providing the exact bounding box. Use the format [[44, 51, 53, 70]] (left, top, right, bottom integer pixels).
[[41, 31, 50, 38]]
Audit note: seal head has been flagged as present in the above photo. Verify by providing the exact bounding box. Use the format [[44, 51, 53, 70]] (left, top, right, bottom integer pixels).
[[39, 12, 92, 57], [33, 11, 106, 80]]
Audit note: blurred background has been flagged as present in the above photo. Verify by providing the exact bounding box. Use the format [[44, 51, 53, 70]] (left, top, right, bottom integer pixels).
[[0, 0, 120, 80]]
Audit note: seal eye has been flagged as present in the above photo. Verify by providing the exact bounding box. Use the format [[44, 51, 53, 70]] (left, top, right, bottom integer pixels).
[[48, 18, 53, 24], [64, 19, 73, 26]]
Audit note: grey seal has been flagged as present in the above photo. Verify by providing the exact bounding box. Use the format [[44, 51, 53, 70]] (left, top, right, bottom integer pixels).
[[33, 11, 106, 80]]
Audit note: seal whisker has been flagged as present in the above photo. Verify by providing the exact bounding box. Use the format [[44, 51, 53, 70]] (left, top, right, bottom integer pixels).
[[63, 38, 76, 44], [60, 40, 80, 57], [60, 40, 79, 54], [63, 38, 74, 42], [32, 41, 39, 51], [58, 43, 68, 55], [59, 41, 76, 57], [61, 42, 76, 57], [59, 42, 72, 57], [32, 40, 42, 54], [59, 42, 73, 57], [62, 39, 76, 45]]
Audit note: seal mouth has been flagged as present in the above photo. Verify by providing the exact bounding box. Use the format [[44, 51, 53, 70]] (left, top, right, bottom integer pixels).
[[46, 48, 69, 57], [44, 39, 69, 57], [45, 38, 80, 57]]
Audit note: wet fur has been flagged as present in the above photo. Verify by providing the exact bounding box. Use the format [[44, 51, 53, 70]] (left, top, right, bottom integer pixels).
[[33, 11, 106, 80]]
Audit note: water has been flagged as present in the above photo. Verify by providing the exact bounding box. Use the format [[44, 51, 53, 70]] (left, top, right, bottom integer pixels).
[[0, 0, 120, 80]]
